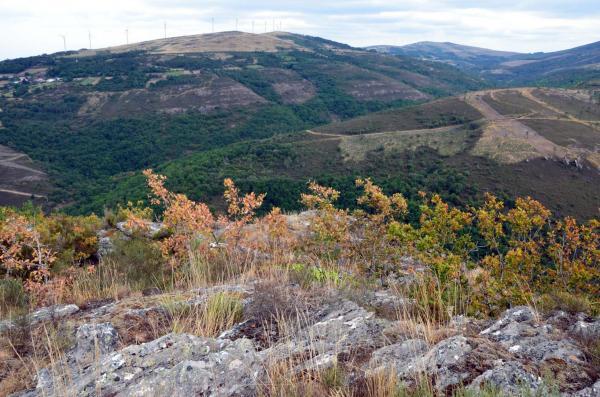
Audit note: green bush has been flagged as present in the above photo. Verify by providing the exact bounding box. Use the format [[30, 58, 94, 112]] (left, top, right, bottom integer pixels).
[[0, 279, 28, 316], [106, 237, 166, 290]]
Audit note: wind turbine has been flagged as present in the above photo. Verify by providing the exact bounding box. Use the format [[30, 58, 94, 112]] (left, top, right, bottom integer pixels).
[[164, 21, 167, 39], [236, 18, 238, 31], [88, 30, 92, 49], [59, 35, 66, 51], [212, 17, 214, 33], [125, 28, 129, 44]]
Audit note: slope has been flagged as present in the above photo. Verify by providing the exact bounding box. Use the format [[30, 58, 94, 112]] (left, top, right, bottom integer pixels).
[[0, 32, 485, 210], [87, 89, 600, 220], [369, 40, 600, 87], [367, 42, 519, 70]]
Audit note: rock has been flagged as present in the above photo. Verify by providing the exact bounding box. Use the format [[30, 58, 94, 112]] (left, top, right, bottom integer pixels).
[[570, 319, 600, 339], [96, 229, 114, 257], [530, 339, 586, 363], [29, 303, 80, 323], [71, 323, 119, 368], [480, 306, 537, 338], [368, 338, 428, 377], [30, 333, 262, 397], [359, 289, 414, 319], [117, 337, 261, 397], [573, 380, 600, 397], [468, 361, 542, 395], [0, 304, 79, 333], [263, 300, 390, 372], [480, 306, 586, 365], [116, 221, 167, 239], [97, 236, 113, 257], [421, 335, 473, 391]]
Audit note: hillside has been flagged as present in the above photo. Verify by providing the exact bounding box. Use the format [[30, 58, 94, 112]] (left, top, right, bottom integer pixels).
[[0, 32, 485, 208], [87, 87, 600, 220], [367, 42, 519, 70], [0, 144, 50, 206], [368, 40, 600, 87]]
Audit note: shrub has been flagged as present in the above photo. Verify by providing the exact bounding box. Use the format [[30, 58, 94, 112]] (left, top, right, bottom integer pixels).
[[104, 237, 166, 291], [0, 278, 28, 316]]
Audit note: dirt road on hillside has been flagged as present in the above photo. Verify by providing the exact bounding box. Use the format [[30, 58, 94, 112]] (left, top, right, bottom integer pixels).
[[464, 90, 571, 163], [0, 145, 49, 203]]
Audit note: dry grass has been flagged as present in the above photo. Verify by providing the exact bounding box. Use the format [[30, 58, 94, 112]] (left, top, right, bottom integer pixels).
[[0, 320, 75, 396], [339, 126, 469, 162], [74, 31, 301, 57], [161, 291, 244, 337]]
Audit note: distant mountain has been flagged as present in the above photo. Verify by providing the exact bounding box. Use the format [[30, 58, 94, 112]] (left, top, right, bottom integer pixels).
[[368, 40, 600, 87], [488, 40, 600, 86], [367, 42, 520, 70], [0, 31, 484, 209]]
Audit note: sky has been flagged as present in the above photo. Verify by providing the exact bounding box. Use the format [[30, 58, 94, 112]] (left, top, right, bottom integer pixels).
[[1, 0, 600, 60]]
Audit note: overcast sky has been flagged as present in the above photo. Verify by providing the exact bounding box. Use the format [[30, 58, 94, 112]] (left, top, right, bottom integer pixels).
[[1, 0, 599, 60]]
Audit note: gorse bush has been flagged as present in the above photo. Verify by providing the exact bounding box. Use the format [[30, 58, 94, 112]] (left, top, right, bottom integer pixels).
[[0, 174, 597, 318]]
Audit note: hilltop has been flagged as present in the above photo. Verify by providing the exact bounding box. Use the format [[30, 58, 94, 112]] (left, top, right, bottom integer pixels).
[[73, 31, 304, 56]]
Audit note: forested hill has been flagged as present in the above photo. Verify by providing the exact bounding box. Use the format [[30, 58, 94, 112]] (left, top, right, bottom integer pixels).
[[0, 31, 485, 210]]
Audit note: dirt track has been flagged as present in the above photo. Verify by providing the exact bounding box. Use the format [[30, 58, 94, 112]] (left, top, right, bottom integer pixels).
[[0, 145, 48, 203], [464, 89, 596, 165]]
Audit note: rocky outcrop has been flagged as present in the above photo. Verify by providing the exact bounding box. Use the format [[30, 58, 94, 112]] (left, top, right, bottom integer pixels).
[[468, 361, 543, 395], [0, 304, 79, 332], [8, 294, 599, 396], [262, 299, 391, 373], [115, 221, 167, 239], [27, 330, 261, 397]]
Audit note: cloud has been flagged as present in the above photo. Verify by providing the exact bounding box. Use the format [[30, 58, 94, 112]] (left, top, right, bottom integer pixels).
[[0, 0, 599, 60]]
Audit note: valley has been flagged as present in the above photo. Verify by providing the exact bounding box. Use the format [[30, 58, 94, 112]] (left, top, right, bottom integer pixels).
[[88, 87, 598, 220], [0, 32, 598, 219], [1, 6, 600, 396]]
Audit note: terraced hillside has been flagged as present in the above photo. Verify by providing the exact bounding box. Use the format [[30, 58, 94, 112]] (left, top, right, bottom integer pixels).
[[0, 32, 485, 209], [0, 144, 49, 206], [91, 88, 600, 220]]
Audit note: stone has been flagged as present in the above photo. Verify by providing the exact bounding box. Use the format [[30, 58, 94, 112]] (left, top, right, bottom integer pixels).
[[479, 306, 586, 365], [570, 319, 600, 339], [262, 300, 390, 372], [368, 338, 429, 377], [71, 323, 119, 368], [116, 221, 167, 239], [29, 333, 261, 397], [0, 304, 79, 333], [468, 361, 542, 395], [480, 306, 537, 338], [420, 335, 473, 391], [96, 231, 114, 257]]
